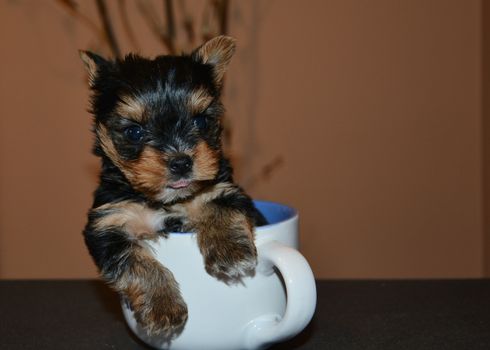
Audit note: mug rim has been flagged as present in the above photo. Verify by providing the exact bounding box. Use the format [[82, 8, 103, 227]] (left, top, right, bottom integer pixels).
[[167, 200, 298, 236], [254, 200, 298, 232]]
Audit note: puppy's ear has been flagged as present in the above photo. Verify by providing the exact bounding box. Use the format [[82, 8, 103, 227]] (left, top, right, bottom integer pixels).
[[191, 36, 236, 86], [79, 50, 108, 87]]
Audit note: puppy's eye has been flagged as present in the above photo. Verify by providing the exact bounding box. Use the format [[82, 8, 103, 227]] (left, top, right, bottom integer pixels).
[[124, 125, 144, 142], [193, 114, 208, 130]]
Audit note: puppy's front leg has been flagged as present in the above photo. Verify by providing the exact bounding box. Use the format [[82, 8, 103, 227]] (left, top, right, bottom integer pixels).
[[188, 185, 259, 283], [83, 201, 188, 337]]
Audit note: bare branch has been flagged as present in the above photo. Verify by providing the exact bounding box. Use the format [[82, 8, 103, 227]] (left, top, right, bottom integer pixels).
[[246, 156, 285, 190], [136, 0, 174, 54], [217, 0, 229, 35], [95, 0, 121, 58], [177, 0, 195, 48], [55, 0, 102, 40], [117, 0, 140, 52], [201, 0, 229, 42], [164, 0, 175, 39], [201, 0, 215, 42], [164, 0, 176, 53]]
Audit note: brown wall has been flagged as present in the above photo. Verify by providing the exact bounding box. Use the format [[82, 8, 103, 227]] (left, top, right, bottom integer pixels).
[[483, 0, 490, 276], [0, 0, 484, 279]]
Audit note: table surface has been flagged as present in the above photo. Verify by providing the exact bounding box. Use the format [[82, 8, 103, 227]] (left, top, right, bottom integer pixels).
[[1, 279, 490, 349]]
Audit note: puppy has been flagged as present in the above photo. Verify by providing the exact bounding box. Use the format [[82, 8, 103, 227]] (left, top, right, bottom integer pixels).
[[81, 36, 267, 337]]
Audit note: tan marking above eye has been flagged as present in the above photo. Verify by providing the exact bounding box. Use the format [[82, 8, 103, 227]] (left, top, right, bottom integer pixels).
[[115, 95, 146, 122], [189, 88, 213, 115]]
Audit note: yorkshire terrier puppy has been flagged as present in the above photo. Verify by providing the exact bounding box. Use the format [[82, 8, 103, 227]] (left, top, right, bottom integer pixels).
[[81, 36, 267, 337]]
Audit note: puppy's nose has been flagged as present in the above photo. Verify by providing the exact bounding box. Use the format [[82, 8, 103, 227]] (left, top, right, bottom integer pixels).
[[169, 155, 193, 176]]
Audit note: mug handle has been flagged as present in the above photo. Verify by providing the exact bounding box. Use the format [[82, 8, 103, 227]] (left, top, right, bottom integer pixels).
[[244, 240, 317, 350]]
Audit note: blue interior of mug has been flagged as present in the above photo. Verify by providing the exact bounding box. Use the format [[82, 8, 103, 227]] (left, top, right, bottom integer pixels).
[[253, 200, 297, 226]]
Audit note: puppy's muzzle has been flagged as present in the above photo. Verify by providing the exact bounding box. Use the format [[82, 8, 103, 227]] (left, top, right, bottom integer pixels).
[[169, 155, 193, 177]]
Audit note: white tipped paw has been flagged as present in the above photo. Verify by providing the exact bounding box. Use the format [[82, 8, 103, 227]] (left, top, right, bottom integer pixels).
[[202, 233, 257, 284]]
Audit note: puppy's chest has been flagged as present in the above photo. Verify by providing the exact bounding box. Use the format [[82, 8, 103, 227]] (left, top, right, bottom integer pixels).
[[122, 194, 223, 237], [93, 183, 237, 238]]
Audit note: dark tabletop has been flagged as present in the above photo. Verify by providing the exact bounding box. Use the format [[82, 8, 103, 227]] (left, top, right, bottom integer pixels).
[[1, 279, 490, 349]]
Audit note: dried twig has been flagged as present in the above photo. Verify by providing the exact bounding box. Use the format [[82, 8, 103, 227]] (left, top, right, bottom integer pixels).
[[201, 0, 215, 42], [95, 0, 121, 58], [117, 0, 140, 52], [246, 156, 285, 190], [216, 0, 229, 35], [164, 0, 176, 53], [177, 0, 195, 49], [136, 0, 174, 54], [55, 0, 103, 42]]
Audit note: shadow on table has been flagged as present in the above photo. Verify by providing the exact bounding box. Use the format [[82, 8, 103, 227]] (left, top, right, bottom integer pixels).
[[269, 316, 317, 350], [90, 280, 315, 349], [90, 281, 154, 349]]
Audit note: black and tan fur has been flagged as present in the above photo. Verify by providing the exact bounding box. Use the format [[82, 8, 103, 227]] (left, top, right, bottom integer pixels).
[[81, 36, 267, 337]]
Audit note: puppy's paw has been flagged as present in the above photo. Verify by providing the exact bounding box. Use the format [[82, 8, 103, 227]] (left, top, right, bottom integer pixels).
[[201, 228, 257, 284], [157, 216, 189, 235], [131, 286, 188, 338]]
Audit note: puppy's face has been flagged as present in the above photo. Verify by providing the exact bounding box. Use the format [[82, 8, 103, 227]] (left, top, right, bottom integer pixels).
[[81, 36, 236, 203]]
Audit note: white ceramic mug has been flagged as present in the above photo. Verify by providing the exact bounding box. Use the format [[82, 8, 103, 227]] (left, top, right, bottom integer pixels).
[[121, 201, 316, 350]]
